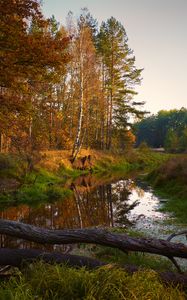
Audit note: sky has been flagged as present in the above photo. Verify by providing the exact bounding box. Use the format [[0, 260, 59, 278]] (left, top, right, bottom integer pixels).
[[42, 0, 187, 114]]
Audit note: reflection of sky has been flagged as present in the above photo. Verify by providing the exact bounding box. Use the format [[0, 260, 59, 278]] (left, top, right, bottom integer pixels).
[[115, 180, 186, 244], [111, 179, 167, 221], [128, 188, 164, 219], [0, 176, 186, 267]]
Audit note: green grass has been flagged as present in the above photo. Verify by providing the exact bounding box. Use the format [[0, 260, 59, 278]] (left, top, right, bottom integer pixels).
[[58, 164, 89, 180], [153, 181, 187, 224], [92, 245, 175, 272], [0, 150, 175, 210], [146, 155, 187, 224], [93, 160, 132, 174], [131, 149, 171, 170], [0, 168, 72, 209], [71, 228, 180, 273], [92, 149, 170, 175], [0, 262, 185, 299]]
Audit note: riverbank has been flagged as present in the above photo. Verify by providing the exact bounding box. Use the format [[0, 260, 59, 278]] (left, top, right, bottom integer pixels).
[[0, 150, 187, 298], [0, 149, 170, 208], [147, 155, 187, 224]]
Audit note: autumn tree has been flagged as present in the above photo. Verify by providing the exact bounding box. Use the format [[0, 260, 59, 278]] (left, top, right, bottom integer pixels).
[[0, 4, 145, 156], [64, 11, 101, 160], [0, 0, 70, 152]]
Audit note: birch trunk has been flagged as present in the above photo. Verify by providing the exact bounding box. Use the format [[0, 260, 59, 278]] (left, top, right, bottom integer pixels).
[[71, 34, 84, 162]]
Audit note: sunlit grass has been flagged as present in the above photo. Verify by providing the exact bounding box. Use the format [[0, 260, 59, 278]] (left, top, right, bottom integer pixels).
[[0, 262, 185, 299]]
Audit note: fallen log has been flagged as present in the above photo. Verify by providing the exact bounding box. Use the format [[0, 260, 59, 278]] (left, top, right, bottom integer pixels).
[[0, 248, 105, 269], [0, 248, 187, 288], [167, 230, 187, 242], [0, 219, 187, 259]]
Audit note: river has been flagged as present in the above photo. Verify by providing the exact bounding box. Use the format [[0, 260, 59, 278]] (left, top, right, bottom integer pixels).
[[0, 172, 186, 257]]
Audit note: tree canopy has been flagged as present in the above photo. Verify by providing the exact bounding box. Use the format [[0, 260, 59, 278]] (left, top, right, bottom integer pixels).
[[0, 3, 144, 155], [134, 108, 187, 152]]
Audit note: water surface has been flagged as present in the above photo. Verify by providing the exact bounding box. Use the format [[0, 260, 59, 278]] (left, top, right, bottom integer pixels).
[[0, 173, 186, 252]]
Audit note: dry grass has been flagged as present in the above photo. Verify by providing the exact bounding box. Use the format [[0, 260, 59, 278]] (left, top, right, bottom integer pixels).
[[39, 149, 127, 172], [149, 155, 187, 186]]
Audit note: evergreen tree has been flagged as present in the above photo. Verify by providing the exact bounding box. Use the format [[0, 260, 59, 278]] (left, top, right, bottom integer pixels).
[[97, 17, 144, 149]]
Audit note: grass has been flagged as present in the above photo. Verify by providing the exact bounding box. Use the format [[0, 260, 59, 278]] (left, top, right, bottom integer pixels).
[[74, 228, 177, 273], [0, 261, 185, 299], [0, 168, 72, 209], [92, 148, 171, 175], [0, 151, 186, 298], [130, 149, 171, 171], [147, 155, 187, 223], [92, 246, 175, 272], [0, 149, 173, 210], [154, 182, 187, 224]]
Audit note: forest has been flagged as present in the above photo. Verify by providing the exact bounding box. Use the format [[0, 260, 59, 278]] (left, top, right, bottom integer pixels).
[[0, 0, 187, 299], [135, 108, 187, 152], [0, 1, 145, 161]]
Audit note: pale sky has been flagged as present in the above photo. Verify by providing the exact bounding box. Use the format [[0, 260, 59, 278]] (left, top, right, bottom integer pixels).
[[42, 0, 187, 114]]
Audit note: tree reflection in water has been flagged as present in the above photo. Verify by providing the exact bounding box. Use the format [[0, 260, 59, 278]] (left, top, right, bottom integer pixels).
[[0, 174, 141, 250]]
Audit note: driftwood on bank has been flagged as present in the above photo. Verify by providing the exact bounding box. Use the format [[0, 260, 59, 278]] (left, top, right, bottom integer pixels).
[[0, 248, 187, 288], [0, 219, 187, 260]]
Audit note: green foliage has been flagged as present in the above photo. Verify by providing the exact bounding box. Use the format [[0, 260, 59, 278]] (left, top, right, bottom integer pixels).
[[157, 181, 187, 224], [97, 16, 144, 149], [92, 149, 170, 175], [138, 141, 150, 152], [179, 127, 187, 151], [135, 108, 187, 151], [164, 129, 180, 152], [0, 262, 185, 299]]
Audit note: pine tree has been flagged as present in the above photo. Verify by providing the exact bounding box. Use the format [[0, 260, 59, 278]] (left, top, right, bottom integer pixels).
[[97, 17, 144, 149]]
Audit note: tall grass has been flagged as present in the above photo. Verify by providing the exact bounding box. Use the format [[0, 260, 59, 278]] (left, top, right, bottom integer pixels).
[[147, 155, 187, 223], [0, 262, 185, 299]]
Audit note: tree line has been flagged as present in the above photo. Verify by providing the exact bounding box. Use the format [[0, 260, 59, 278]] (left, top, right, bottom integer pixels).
[[0, 0, 145, 159], [135, 108, 187, 152]]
